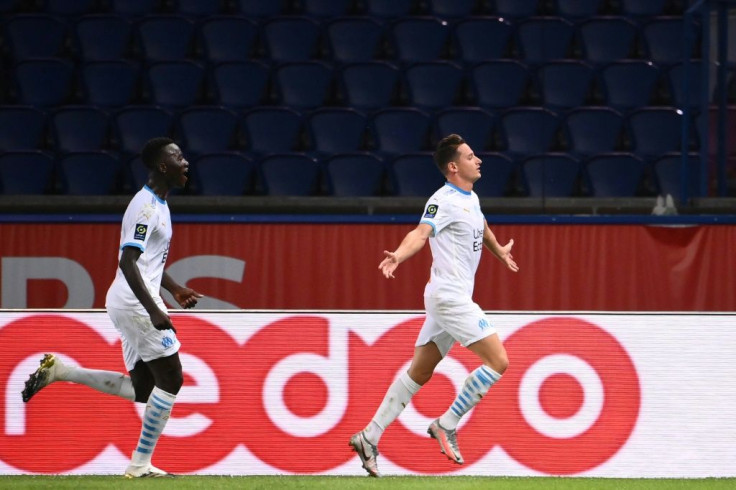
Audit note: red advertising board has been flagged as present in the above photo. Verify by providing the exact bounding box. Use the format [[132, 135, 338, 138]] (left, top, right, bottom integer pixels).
[[0, 223, 734, 311]]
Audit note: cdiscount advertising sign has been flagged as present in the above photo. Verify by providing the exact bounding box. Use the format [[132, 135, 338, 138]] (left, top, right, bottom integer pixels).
[[0, 311, 734, 477]]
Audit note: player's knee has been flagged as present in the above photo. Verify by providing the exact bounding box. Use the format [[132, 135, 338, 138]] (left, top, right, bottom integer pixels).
[[155, 367, 183, 395], [491, 354, 509, 375], [131, 375, 155, 403]]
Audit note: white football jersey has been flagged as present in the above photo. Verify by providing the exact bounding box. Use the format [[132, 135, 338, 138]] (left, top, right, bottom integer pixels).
[[420, 182, 485, 298], [105, 186, 172, 311]]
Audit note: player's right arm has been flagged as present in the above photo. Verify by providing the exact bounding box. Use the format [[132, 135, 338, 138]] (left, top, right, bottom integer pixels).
[[378, 223, 433, 279], [119, 246, 173, 331]]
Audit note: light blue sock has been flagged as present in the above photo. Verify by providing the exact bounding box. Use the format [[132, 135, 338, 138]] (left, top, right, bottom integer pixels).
[[130, 387, 176, 466], [439, 365, 501, 430]]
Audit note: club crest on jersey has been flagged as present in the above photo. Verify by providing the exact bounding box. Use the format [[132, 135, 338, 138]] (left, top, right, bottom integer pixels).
[[424, 204, 439, 218], [134, 224, 148, 241]]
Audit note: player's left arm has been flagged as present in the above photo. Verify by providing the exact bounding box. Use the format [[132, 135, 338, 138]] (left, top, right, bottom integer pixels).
[[483, 219, 519, 272], [161, 272, 204, 309]]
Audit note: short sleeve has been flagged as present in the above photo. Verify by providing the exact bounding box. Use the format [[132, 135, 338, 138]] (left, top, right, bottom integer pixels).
[[419, 199, 453, 237], [120, 199, 157, 252]]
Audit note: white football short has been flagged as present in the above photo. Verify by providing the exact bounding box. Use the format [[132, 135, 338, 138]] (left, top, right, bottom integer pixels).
[[416, 294, 497, 357], [107, 306, 181, 371]]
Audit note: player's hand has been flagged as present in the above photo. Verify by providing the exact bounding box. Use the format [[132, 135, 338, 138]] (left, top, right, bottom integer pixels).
[[150, 309, 176, 333], [500, 239, 519, 272], [378, 250, 399, 279], [173, 288, 204, 309]]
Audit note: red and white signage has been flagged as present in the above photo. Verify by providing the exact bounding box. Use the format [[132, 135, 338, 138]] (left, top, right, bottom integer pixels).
[[1, 311, 733, 477]]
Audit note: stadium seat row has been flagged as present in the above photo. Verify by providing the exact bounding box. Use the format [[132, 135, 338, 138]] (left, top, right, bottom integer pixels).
[[2, 58, 717, 111], [0, 105, 705, 160], [0, 149, 699, 199], [0, 0, 693, 20], [1, 13, 700, 66]]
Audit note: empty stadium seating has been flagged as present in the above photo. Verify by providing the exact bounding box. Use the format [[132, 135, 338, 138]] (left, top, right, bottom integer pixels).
[[0, 0, 712, 198]]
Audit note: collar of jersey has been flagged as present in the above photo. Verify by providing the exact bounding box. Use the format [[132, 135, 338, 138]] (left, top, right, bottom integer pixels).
[[445, 181, 471, 196], [143, 185, 166, 204]]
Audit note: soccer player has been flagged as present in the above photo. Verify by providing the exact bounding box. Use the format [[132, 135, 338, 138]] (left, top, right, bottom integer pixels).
[[22, 137, 203, 478], [349, 134, 519, 477]]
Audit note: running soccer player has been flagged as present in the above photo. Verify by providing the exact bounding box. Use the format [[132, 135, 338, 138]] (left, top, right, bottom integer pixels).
[[22, 137, 203, 478], [349, 134, 519, 477]]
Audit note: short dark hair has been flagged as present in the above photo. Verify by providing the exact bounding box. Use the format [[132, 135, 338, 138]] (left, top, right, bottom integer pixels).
[[433, 134, 465, 176], [141, 137, 175, 170]]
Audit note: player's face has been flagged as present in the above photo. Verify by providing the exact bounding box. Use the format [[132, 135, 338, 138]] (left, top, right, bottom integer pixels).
[[161, 143, 189, 188], [453, 143, 482, 183]]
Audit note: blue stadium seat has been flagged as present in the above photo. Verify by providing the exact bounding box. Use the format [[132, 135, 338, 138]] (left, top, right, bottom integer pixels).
[[128, 155, 149, 189], [653, 153, 700, 198], [579, 17, 639, 65], [391, 152, 445, 196], [522, 153, 580, 197], [5, 14, 68, 59], [177, 106, 240, 156], [536, 61, 595, 110], [262, 16, 321, 62], [75, 15, 132, 61], [363, 0, 413, 18], [434, 107, 495, 152], [667, 61, 704, 109], [627, 107, 686, 158], [241, 107, 303, 155], [325, 17, 384, 63], [390, 17, 450, 63], [194, 152, 256, 196], [370, 108, 432, 156], [454, 17, 514, 65], [565, 107, 625, 156], [300, 0, 353, 18], [260, 153, 321, 196], [51, 106, 110, 153], [306, 108, 367, 154], [136, 15, 195, 61], [585, 152, 645, 197], [59, 151, 121, 195], [517, 17, 575, 64], [601, 60, 661, 111], [45, 0, 95, 16], [109, 0, 158, 16], [200, 16, 258, 63], [556, 0, 605, 18], [426, 0, 477, 18], [114, 106, 173, 156], [494, 0, 540, 18], [326, 153, 385, 196], [146, 60, 205, 108], [0, 106, 45, 151], [470, 60, 530, 109], [82, 60, 139, 108], [473, 152, 515, 197], [339, 61, 400, 111], [642, 17, 700, 66], [175, 0, 225, 16], [0, 151, 54, 194], [0, 0, 20, 13], [211, 61, 269, 109], [500, 108, 561, 156], [273, 61, 333, 110], [14, 58, 75, 107], [404, 61, 464, 109], [620, 0, 667, 17], [234, 0, 288, 17]]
